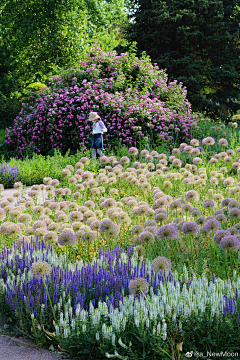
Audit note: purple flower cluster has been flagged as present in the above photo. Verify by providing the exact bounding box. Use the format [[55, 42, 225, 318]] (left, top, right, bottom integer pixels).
[[1, 240, 178, 316], [5, 47, 197, 156], [0, 163, 21, 187]]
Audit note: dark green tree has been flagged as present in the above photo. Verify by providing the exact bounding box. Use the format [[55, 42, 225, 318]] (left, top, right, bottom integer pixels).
[[122, 0, 240, 117]]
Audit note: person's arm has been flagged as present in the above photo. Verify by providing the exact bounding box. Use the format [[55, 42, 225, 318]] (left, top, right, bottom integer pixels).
[[98, 121, 107, 133]]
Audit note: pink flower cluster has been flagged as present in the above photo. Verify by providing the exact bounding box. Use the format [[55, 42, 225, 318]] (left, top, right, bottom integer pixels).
[[5, 46, 197, 156]]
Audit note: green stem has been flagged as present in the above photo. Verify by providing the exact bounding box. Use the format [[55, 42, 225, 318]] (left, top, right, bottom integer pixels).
[[42, 277, 57, 324]]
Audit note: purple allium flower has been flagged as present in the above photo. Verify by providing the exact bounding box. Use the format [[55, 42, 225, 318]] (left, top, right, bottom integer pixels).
[[190, 139, 199, 146], [134, 245, 146, 258], [213, 230, 231, 244], [80, 157, 90, 165], [100, 156, 109, 164], [131, 224, 144, 236], [215, 214, 227, 223], [223, 178, 234, 187], [202, 137, 215, 146], [152, 256, 171, 274], [99, 219, 117, 234], [185, 190, 199, 203], [229, 208, 240, 220], [220, 235, 240, 251], [58, 231, 77, 246], [172, 159, 182, 167], [196, 217, 205, 225], [139, 230, 155, 244], [157, 224, 179, 240], [218, 138, 228, 146], [120, 156, 130, 165], [81, 231, 96, 242], [128, 147, 139, 156], [202, 219, 221, 233], [227, 226, 239, 235], [203, 199, 216, 209], [140, 149, 149, 157], [181, 221, 199, 235], [31, 260, 51, 279], [129, 277, 149, 296]]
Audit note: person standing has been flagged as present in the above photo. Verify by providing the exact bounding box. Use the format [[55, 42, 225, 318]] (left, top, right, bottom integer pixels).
[[88, 112, 107, 159]]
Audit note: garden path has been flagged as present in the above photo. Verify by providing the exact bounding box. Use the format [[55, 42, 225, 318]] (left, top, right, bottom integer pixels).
[[1, 186, 48, 205]]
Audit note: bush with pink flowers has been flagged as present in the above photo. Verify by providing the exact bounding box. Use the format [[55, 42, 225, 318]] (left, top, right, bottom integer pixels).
[[5, 44, 198, 157]]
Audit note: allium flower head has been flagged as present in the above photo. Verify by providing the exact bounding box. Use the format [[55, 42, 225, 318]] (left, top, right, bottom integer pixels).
[[61, 168, 71, 178], [131, 224, 144, 236], [157, 224, 179, 240], [181, 221, 199, 235], [202, 137, 215, 146], [43, 177, 52, 185], [129, 277, 149, 296], [190, 139, 199, 146], [100, 156, 109, 164], [141, 149, 149, 157], [185, 190, 199, 203], [218, 138, 228, 146], [120, 156, 130, 165], [220, 235, 240, 251], [229, 208, 240, 220], [134, 245, 146, 258], [152, 256, 172, 274], [139, 230, 155, 244], [213, 230, 231, 244], [203, 199, 216, 209], [81, 231, 96, 242], [202, 219, 221, 233], [128, 147, 138, 156], [58, 231, 77, 246], [99, 219, 116, 234], [80, 157, 90, 165], [31, 261, 51, 279]]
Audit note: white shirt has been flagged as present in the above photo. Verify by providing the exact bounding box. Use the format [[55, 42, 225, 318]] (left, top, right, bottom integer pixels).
[[92, 120, 107, 134]]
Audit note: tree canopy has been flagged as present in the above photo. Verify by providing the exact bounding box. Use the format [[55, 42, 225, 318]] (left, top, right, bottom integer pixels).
[[123, 0, 240, 117]]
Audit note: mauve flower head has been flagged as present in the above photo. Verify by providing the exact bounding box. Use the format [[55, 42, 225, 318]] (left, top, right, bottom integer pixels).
[[157, 224, 179, 240], [129, 277, 149, 297], [202, 219, 221, 233], [128, 147, 138, 156], [80, 157, 90, 165], [131, 224, 144, 236], [181, 221, 199, 235], [203, 199, 216, 209], [139, 230, 155, 244], [31, 260, 51, 279], [202, 137, 215, 146], [120, 156, 130, 165], [134, 245, 146, 258], [141, 149, 149, 157], [218, 138, 228, 146], [213, 230, 231, 244], [152, 256, 171, 274], [100, 156, 109, 164], [220, 235, 240, 251], [58, 230, 77, 246], [81, 231, 96, 242], [185, 190, 199, 203], [190, 139, 199, 146], [228, 208, 240, 220]]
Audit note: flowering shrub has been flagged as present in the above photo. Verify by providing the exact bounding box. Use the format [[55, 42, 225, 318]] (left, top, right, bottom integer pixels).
[[5, 45, 198, 157]]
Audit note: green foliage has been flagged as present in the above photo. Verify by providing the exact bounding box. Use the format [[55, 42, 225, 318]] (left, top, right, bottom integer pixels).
[[0, 0, 128, 89], [25, 82, 50, 93], [123, 0, 240, 118]]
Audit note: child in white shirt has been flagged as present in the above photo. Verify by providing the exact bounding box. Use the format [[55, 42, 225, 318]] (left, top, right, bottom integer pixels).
[[88, 112, 107, 159]]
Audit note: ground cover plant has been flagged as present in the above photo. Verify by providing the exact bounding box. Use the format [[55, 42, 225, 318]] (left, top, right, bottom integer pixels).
[[1, 124, 240, 358], [4, 45, 198, 158]]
